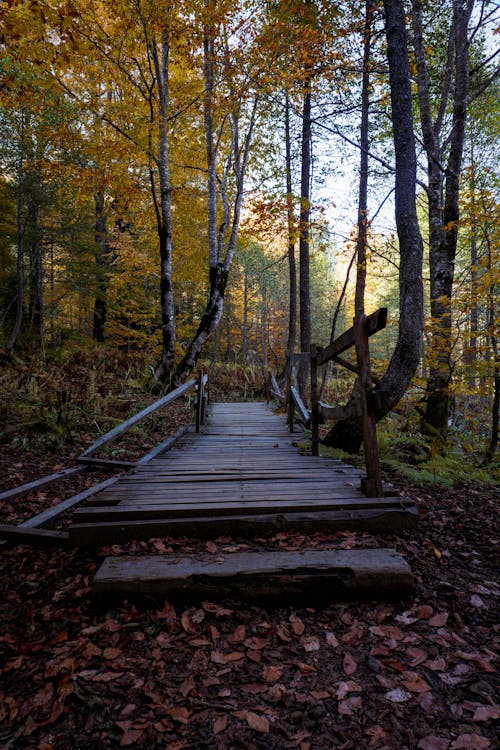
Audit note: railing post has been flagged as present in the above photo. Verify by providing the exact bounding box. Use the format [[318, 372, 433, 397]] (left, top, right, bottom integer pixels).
[[195, 369, 204, 433], [286, 351, 293, 432], [310, 344, 320, 456], [354, 314, 383, 497]]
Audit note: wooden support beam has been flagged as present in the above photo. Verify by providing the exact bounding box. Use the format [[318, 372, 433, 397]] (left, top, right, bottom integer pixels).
[[310, 344, 320, 455], [80, 378, 196, 457], [317, 307, 387, 366], [93, 548, 414, 604]]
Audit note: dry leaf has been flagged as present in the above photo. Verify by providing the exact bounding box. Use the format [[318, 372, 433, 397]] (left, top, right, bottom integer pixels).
[[213, 715, 228, 735], [302, 636, 320, 652], [245, 711, 270, 734], [120, 729, 144, 747], [472, 705, 500, 722], [451, 734, 490, 749], [325, 631, 339, 648], [103, 647, 121, 660], [428, 612, 448, 627], [289, 614, 305, 635], [385, 688, 412, 703], [343, 653, 357, 675], [417, 736, 449, 750], [263, 665, 283, 683]]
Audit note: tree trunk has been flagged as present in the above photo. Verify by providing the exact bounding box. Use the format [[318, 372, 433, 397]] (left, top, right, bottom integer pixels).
[[92, 190, 110, 342], [8, 125, 25, 351], [412, 0, 474, 438], [298, 81, 312, 397], [27, 198, 43, 340], [284, 95, 297, 381], [152, 28, 176, 386], [323, 0, 424, 453]]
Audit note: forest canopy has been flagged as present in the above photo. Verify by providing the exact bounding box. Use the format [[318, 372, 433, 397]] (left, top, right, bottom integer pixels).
[[0, 0, 498, 462]]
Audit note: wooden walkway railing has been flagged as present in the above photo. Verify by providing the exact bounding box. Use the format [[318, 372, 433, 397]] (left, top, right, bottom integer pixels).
[[275, 308, 387, 497], [0, 372, 208, 548]]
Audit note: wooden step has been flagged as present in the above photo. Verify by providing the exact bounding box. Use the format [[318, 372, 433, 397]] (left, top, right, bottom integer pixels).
[[92, 548, 414, 605], [70, 505, 418, 546]]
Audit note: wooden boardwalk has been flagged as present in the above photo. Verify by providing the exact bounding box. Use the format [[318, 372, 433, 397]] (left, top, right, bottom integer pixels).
[[69, 402, 418, 546]]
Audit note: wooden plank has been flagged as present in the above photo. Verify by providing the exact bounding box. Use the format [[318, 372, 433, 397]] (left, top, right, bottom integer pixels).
[[290, 386, 310, 425], [19, 476, 121, 528], [0, 465, 86, 503], [70, 506, 419, 545], [135, 424, 190, 465], [73, 496, 416, 521], [93, 548, 414, 604], [76, 457, 137, 469], [0, 525, 70, 548], [80, 378, 196, 457], [317, 307, 388, 366]]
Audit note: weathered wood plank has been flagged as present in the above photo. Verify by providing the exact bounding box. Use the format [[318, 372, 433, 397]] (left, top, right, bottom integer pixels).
[[0, 525, 70, 548], [0, 465, 85, 503], [70, 506, 419, 545], [135, 424, 190, 465], [76, 457, 137, 469], [317, 307, 388, 366], [290, 386, 310, 425], [80, 378, 196, 457], [93, 548, 414, 604]]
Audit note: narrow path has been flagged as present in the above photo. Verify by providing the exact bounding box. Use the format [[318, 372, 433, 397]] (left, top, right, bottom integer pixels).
[[69, 402, 418, 546]]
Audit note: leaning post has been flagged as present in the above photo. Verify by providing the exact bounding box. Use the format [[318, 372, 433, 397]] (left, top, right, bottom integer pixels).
[[354, 314, 383, 496], [310, 344, 321, 456]]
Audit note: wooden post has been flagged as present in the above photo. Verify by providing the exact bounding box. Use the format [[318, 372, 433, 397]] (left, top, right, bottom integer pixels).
[[195, 369, 204, 433], [310, 344, 320, 456], [354, 314, 383, 497], [286, 350, 294, 432]]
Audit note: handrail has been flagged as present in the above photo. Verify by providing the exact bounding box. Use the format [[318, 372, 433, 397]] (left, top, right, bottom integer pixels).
[[290, 385, 311, 427], [80, 378, 197, 457]]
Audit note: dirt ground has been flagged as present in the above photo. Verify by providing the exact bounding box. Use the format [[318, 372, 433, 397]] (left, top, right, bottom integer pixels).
[[0, 441, 498, 750]]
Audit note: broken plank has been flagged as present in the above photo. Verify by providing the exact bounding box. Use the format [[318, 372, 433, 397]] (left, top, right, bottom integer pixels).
[[73, 496, 415, 521], [0, 525, 70, 548], [92, 548, 414, 605], [70, 506, 419, 545]]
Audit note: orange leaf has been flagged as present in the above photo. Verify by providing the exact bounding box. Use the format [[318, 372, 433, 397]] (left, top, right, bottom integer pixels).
[[213, 715, 228, 735]]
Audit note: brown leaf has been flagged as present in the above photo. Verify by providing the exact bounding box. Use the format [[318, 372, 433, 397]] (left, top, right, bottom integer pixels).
[[451, 734, 490, 749], [417, 736, 449, 750], [428, 612, 449, 627], [338, 695, 362, 716], [289, 614, 305, 635], [417, 605, 434, 619], [244, 711, 270, 733], [402, 671, 431, 693], [262, 665, 283, 683], [325, 631, 339, 648], [103, 647, 121, 660], [228, 625, 246, 644], [205, 541, 218, 553], [90, 671, 124, 682], [120, 729, 144, 747], [343, 653, 357, 675], [181, 611, 194, 633], [302, 636, 320, 652], [213, 715, 228, 735], [472, 705, 500, 722], [178, 676, 196, 698], [277, 625, 292, 642], [365, 725, 387, 747], [384, 688, 412, 703], [168, 707, 190, 724]]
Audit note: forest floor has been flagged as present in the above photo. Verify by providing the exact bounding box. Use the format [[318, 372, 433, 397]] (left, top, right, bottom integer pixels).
[[0, 400, 498, 749]]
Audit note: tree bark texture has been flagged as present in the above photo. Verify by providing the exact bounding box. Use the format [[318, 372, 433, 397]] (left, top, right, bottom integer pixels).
[[413, 0, 474, 437], [285, 95, 297, 382], [153, 28, 176, 386], [324, 0, 424, 453], [92, 190, 110, 342], [298, 82, 312, 398]]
